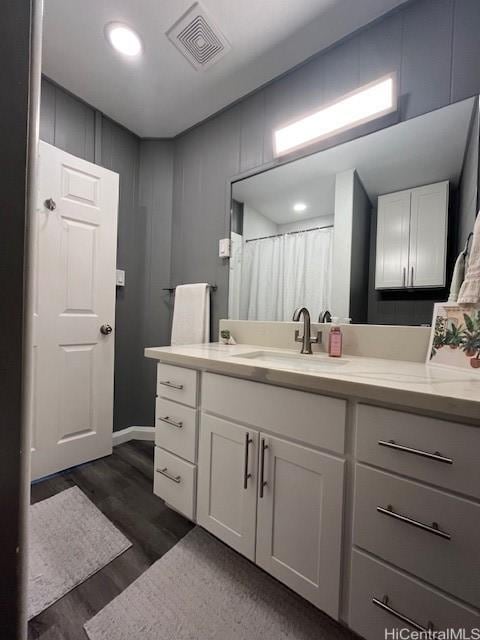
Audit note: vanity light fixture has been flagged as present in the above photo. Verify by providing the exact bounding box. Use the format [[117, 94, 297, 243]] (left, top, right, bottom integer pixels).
[[274, 73, 397, 157], [293, 203, 307, 212], [105, 22, 143, 57]]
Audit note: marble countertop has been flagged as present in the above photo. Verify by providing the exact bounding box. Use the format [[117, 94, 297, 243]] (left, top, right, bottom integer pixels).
[[145, 343, 480, 424]]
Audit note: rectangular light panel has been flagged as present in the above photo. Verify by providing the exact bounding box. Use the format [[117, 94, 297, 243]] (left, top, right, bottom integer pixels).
[[274, 74, 397, 157]]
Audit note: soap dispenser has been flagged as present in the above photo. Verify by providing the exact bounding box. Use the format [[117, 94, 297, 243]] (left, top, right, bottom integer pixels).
[[328, 324, 343, 358]]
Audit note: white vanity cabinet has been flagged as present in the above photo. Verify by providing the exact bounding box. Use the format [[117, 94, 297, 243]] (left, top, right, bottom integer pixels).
[[197, 414, 258, 560], [375, 181, 448, 289], [153, 363, 199, 519], [197, 372, 346, 620], [255, 435, 344, 618], [149, 359, 480, 635]]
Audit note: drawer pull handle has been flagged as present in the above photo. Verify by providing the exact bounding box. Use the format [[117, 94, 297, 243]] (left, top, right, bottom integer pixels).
[[377, 505, 451, 540], [378, 439, 453, 465], [373, 595, 434, 632], [159, 380, 184, 390], [158, 416, 183, 429], [243, 432, 253, 489], [157, 467, 181, 484], [259, 438, 269, 498]]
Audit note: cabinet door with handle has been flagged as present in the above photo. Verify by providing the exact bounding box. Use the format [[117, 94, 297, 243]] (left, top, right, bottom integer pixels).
[[375, 190, 411, 289], [409, 181, 448, 288], [197, 414, 258, 560], [256, 435, 345, 620]]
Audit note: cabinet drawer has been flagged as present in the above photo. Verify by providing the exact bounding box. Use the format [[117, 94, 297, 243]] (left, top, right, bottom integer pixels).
[[155, 398, 197, 463], [349, 550, 479, 639], [356, 404, 480, 499], [153, 447, 196, 520], [202, 373, 346, 454], [157, 363, 197, 407], [353, 464, 480, 607]]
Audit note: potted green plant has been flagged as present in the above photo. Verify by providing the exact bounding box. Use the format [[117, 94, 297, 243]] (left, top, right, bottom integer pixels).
[[431, 316, 447, 357], [462, 312, 480, 357], [445, 323, 464, 349], [471, 353, 480, 369]]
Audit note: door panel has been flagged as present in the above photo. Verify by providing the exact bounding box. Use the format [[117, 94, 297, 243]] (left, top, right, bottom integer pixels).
[[31, 141, 119, 480], [375, 190, 411, 289], [256, 435, 344, 620], [409, 181, 448, 287], [197, 414, 258, 560]]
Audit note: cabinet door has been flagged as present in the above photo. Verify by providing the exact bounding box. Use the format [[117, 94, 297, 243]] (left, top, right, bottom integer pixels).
[[197, 414, 258, 560], [409, 181, 448, 287], [256, 435, 344, 619], [375, 190, 411, 289]]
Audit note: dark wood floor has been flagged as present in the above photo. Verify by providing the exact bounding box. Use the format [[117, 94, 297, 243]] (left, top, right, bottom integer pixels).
[[28, 440, 194, 640]]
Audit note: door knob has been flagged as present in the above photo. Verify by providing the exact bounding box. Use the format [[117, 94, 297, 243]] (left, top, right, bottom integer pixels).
[[44, 198, 56, 211], [100, 324, 113, 335]]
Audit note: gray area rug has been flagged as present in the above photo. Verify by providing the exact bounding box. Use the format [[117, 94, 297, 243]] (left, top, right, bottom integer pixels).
[[85, 527, 351, 640], [29, 486, 131, 620]]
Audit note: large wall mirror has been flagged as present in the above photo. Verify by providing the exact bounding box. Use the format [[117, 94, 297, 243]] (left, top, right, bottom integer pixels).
[[228, 96, 479, 326]]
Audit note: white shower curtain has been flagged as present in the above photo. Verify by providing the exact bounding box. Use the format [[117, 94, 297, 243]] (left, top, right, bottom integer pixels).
[[241, 227, 332, 321]]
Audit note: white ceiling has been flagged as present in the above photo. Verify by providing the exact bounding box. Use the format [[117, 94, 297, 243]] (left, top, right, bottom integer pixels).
[[42, 0, 409, 137], [232, 97, 476, 224]]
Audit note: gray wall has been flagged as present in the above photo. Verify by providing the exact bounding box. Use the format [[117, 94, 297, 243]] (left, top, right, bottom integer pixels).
[[349, 174, 371, 323], [458, 99, 479, 253], [40, 79, 173, 429], [171, 0, 480, 333], [1, 0, 36, 635]]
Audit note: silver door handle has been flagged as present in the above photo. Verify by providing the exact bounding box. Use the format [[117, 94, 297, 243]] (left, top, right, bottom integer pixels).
[[378, 439, 453, 464], [100, 323, 113, 335], [373, 596, 434, 632], [259, 438, 268, 498], [377, 505, 451, 540], [44, 197, 56, 211], [243, 432, 252, 489], [159, 380, 184, 390], [157, 467, 181, 484], [402, 267, 406, 287], [410, 265, 414, 287], [158, 416, 183, 429]]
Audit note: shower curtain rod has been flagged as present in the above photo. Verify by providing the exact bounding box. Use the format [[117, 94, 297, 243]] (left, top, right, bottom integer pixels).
[[245, 224, 333, 243]]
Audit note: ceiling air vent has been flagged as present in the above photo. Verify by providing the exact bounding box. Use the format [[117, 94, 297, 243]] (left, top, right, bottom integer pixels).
[[166, 2, 231, 71]]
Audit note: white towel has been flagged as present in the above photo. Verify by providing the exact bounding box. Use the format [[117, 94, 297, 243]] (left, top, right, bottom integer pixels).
[[448, 250, 466, 302], [458, 214, 480, 306], [171, 283, 210, 345]]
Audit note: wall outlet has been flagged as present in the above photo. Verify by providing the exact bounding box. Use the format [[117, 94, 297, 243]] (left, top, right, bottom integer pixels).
[[219, 238, 230, 258], [116, 269, 125, 286]]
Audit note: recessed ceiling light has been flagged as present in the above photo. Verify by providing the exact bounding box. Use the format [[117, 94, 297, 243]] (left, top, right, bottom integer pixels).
[[274, 73, 397, 156], [293, 203, 307, 212], [105, 22, 143, 57]]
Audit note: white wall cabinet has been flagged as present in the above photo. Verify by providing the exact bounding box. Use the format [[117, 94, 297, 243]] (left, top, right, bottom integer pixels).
[[375, 181, 448, 290], [197, 414, 258, 560], [256, 435, 344, 619]]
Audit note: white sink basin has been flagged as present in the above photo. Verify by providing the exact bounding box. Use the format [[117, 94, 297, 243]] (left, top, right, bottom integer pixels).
[[235, 350, 348, 373]]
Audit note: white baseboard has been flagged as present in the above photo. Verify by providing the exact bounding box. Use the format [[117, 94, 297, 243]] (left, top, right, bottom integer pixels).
[[112, 426, 155, 446]]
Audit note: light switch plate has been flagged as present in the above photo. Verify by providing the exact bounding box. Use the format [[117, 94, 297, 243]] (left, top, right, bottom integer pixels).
[[219, 238, 230, 258], [116, 269, 125, 286]]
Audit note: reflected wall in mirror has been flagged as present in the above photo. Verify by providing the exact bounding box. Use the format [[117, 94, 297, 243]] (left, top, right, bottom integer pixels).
[[229, 96, 479, 326]]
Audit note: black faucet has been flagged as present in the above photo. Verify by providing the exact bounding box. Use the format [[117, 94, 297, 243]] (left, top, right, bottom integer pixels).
[[292, 307, 322, 354], [320, 310, 332, 323]]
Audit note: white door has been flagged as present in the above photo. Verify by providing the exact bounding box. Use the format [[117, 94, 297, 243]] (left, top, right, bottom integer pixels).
[[31, 141, 119, 480], [409, 181, 448, 288], [197, 414, 258, 560], [256, 435, 344, 620], [375, 190, 411, 289]]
